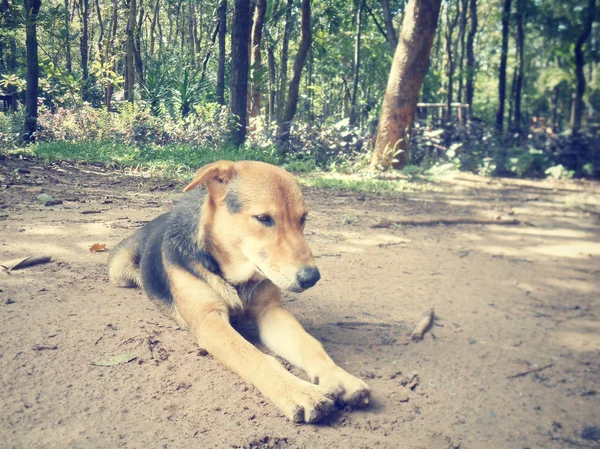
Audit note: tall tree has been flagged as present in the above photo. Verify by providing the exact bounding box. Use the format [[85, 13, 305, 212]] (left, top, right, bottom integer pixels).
[[465, 0, 477, 109], [496, 0, 512, 133], [371, 0, 442, 170], [250, 0, 267, 117], [277, 0, 293, 124], [349, 0, 366, 127], [64, 0, 72, 72], [512, 0, 524, 130], [278, 0, 311, 142], [125, 0, 136, 102], [216, 0, 227, 105], [445, 0, 460, 119], [80, 0, 90, 99], [23, 0, 42, 141], [573, 0, 596, 131], [229, 0, 251, 145]]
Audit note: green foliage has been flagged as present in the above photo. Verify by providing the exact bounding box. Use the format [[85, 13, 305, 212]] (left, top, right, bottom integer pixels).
[[6, 141, 281, 177]]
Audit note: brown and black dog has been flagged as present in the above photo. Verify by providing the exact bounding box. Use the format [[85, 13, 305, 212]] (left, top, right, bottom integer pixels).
[[108, 160, 370, 423]]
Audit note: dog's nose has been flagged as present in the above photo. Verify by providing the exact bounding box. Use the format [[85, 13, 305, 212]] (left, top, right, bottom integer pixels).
[[296, 266, 321, 289]]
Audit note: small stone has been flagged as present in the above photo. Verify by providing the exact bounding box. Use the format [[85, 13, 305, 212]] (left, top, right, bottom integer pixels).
[[6, 298, 15, 305], [197, 349, 209, 357]]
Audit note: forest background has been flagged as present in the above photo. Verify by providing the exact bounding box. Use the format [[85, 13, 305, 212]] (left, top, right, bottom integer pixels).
[[0, 0, 598, 180]]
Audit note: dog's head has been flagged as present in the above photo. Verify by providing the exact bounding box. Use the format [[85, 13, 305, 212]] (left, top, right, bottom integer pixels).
[[184, 160, 319, 292]]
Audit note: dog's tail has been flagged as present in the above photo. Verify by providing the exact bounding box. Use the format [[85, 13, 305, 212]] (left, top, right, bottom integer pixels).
[[108, 236, 142, 288]]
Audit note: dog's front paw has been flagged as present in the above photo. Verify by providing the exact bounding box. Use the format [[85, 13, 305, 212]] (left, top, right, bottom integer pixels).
[[276, 380, 336, 423], [316, 367, 371, 408]]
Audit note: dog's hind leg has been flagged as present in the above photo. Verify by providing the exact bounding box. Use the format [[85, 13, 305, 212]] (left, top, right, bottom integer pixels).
[[108, 239, 142, 288]]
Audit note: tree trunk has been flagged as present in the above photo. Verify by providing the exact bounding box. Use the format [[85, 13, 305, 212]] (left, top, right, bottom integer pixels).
[[456, 0, 468, 103], [370, 0, 442, 170], [495, 0, 511, 133], [278, 0, 293, 124], [267, 35, 276, 122], [200, 18, 220, 82], [249, 0, 267, 117], [229, 0, 251, 145], [349, 0, 365, 127], [150, 0, 160, 55], [216, 0, 227, 105], [188, 0, 195, 64], [94, 0, 104, 59], [512, 0, 524, 130], [24, 0, 42, 142], [445, 0, 459, 120], [465, 0, 477, 109], [573, 0, 595, 131], [64, 0, 72, 71], [381, 0, 398, 51], [105, 0, 118, 109], [277, 0, 311, 143], [134, 1, 144, 84], [126, 0, 136, 102], [80, 0, 90, 99]]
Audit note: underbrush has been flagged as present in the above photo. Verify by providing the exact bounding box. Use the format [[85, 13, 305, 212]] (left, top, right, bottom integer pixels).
[[1, 104, 598, 182]]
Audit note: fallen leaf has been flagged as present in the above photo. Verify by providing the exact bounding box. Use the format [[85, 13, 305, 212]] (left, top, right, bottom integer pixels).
[[89, 243, 107, 252], [37, 193, 53, 204], [92, 353, 137, 366]]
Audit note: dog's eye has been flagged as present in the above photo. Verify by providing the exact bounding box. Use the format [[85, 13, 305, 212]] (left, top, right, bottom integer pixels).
[[254, 214, 274, 227], [300, 214, 307, 225]]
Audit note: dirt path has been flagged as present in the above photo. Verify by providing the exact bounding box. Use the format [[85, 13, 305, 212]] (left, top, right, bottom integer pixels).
[[1, 157, 599, 449]]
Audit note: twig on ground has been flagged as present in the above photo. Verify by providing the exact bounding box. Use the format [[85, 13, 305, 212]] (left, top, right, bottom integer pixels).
[[411, 309, 435, 342], [507, 363, 553, 379], [371, 218, 520, 228], [1, 256, 52, 273]]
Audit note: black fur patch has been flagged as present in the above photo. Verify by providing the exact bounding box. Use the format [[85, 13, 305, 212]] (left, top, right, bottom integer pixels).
[[225, 192, 242, 214]]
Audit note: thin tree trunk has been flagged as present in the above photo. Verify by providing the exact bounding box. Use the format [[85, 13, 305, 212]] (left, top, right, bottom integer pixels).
[[134, 1, 144, 84], [24, 0, 42, 142], [229, 0, 251, 145], [267, 35, 276, 123], [80, 0, 90, 99], [188, 0, 195, 63], [150, 0, 160, 55], [278, 0, 293, 124], [200, 18, 220, 82], [249, 0, 267, 117], [573, 0, 595, 131], [349, 0, 365, 127], [216, 0, 227, 105], [381, 0, 398, 51], [445, 0, 459, 120], [512, 0, 524, 130], [105, 0, 118, 109], [126, 0, 136, 102], [277, 0, 311, 143], [456, 0, 468, 103], [496, 0, 511, 133], [465, 0, 477, 109], [64, 0, 72, 71], [94, 0, 104, 59], [371, 0, 442, 170]]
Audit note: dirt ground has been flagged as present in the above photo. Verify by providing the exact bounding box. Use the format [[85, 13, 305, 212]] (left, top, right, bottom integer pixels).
[[1, 156, 600, 449]]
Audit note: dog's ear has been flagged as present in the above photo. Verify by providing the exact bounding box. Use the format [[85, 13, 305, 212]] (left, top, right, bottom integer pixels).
[[183, 161, 235, 198]]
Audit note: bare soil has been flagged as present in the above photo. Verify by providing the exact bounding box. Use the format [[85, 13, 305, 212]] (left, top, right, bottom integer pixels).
[[1, 156, 599, 449]]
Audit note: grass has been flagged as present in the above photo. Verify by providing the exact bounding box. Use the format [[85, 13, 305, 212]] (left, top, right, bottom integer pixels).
[[3, 141, 431, 195], [7, 141, 281, 178], [299, 175, 407, 194]]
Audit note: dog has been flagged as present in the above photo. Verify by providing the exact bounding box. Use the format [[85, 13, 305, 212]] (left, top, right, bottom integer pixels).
[[108, 160, 370, 423]]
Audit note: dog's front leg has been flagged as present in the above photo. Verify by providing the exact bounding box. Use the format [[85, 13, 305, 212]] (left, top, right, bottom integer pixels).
[[167, 266, 335, 423], [248, 282, 371, 408]]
